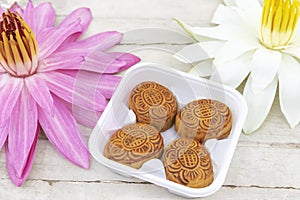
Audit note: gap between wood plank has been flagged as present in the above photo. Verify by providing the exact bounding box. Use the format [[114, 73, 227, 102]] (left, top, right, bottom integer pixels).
[[118, 43, 194, 45], [3, 178, 299, 191], [237, 141, 300, 149]]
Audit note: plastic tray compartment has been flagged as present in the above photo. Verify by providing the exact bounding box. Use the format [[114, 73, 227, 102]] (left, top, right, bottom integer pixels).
[[89, 63, 248, 198]]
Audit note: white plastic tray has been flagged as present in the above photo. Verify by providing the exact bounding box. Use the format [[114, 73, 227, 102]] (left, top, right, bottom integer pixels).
[[89, 63, 248, 198]]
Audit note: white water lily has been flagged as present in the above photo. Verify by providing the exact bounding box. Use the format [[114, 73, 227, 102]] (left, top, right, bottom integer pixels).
[[174, 0, 300, 134]]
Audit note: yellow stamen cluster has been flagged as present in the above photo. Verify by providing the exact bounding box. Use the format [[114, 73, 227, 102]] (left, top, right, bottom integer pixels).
[[0, 10, 38, 77], [260, 0, 300, 50]]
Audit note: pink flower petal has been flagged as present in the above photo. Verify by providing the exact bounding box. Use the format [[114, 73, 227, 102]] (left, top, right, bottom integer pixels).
[[33, 2, 55, 35], [108, 52, 141, 72], [64, 100, 102, 128], [82, 50, 127, 73], [0, 123, 9, 150], [37, 32, 136, 73], [9, 2, 24, 15], [57, 8, 92, 43], [38, 95, 89, 168], [91, 32, 123, 52], [38, 20, 82, 60], [97, 74, 122, 99], [25, 76, 53, 114], [22, 1, 35, 30], [41, 32, 123, 69], [21, 1, 55, 35], [6, 126, 39, 187], [41, 50, 128, 74], [0, 78, 23, 127], [58, 31, 123, 52], [38, 53, 85, 72], [82, 49, 142, 74], [39, 71, 108, 111], [61, 70, 121, 99], [6, 87, 38, 181], [0, 73, 10, 87]]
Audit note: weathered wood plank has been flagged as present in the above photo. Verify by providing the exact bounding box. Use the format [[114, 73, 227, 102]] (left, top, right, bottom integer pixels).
[[226, 145, 300, 188], [0, 179, 299, 200], [34, 0, 222, 22], [0, 143, 141, 183], [239, 96, 300, 145], [1, 140, 299, 188]]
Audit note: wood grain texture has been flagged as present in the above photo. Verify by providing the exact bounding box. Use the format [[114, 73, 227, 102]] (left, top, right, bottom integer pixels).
[[1, 179, 299, 200], [0, 0, 299, 199]]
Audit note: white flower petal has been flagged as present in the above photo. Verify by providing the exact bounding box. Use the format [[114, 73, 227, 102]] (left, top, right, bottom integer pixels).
[[199, 41, 225, 58], [192, 22, 255, 42], [223, 0, 236, 7], [243, 76, 278, 134], [236, 8, 261, 37], [292, 22, 300, 45], [212, 2, 260, 34], [191, 25, 232, 41], [214, 39, 259, 64], [251, 48, 281, 93], [235, 0, 261, 10], [278, 55, 300, 128], [210, 51, 252, 88], [212, 4, 240, 25], [282, 47, 300, 61], [174, 43, 210, 63], [188, 60, 213, 77]]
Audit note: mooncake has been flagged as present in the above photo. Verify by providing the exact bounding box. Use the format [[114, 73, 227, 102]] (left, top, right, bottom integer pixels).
[[129, 81, 178, 131], [163, 138, 214, 188], [175, 99, 232, 142], [104, 123, 164, 169]]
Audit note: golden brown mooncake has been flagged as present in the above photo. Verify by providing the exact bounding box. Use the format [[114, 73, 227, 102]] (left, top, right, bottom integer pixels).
[[175, 99, 232, 143], [163, 138, 214, 188], [104, 123, 164, 169], [129, 81, 178, 132]]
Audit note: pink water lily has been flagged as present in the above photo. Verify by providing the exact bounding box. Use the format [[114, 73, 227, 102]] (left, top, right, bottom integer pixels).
[[0, 1, 140, 186]]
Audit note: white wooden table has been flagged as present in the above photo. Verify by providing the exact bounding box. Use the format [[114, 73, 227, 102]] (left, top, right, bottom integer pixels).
[[0, 0, 299, 199]]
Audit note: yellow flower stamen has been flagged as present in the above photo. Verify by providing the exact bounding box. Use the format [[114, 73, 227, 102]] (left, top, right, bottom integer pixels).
[[0, 10, 38, 77], [260, 0, 300, 50]]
